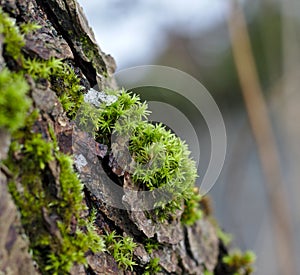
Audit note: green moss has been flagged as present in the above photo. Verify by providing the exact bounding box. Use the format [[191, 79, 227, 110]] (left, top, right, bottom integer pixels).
[[0, 7, 24, 60], [76, 101, 103, 134], [222, 250, 256, 275], [24, 133, 54, 169], [96, 89, 149, 141], [0, 9, 40, 60], [22, 56, 84, 117], [0, 7, 205, 274], [55, 152, 86, 221], [143, 239, 162, 274], [47, 60, 84, 117], [0, 7, 83, 119], [104, 231, 137, 271], [181, 188, 203, 225], [0, 68, 31, 132], [144, 238, 160, 254], [143, 257, 161, 275], [79, 36, 96, 61], [19, 22, 41, 34], [216, 227, 232, 246], [95, 89, 201, 222], [0, 8, 114, 274], [7, 130, 105, 274], [45, 210, 105, 274], [22, 56, 62, 79]]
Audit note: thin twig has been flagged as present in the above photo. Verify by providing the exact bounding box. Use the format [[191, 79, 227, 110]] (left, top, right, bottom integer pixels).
[[227, 2, 296, 274]]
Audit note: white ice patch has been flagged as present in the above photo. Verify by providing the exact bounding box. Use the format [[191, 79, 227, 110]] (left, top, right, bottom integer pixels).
[[74, 154, 88, 172], [84, 88, 118, 107]]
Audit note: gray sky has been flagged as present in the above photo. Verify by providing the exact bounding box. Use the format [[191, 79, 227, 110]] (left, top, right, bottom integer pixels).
[[77, 0, 229, 68]]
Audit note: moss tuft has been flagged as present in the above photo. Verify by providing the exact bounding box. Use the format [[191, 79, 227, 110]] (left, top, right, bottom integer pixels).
[[19, 22, 41, 34], [94, 89, 202, 222], [0, 68, 31, 132], [222, 250, 256, 275], [0, 7, 24, 60], [144, 238, 160, 254], [7, 131, 105, 274], [143, 257, 161, 275], [104, 231, 137, 271], [22, 56, 84, 117], [181, 188, 203, 225]]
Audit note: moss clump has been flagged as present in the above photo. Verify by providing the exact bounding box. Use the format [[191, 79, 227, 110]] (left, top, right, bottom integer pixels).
[[24, 133, 54, 169], [0, 68, 31, 132], [0, 7, 84, 119], [0, 9, 32, 133], [22, 56, 84, 117], [181, 187, 203, 225], [90, 89, 202, 223], [96, 89, 149, 143], [144, 238, 160, 254], [216, 227, 232, 247], [104, 230, 137, 271], [0, 8, 40, 60], [79, 36, 97, 61], [143, 239, 161, 274], [143, 257, 161, 275], [130, 121, 198, 220], [19, 21, 41, 34], [76, 101, 104, 134], [7, 130, 105, 274], [1, 8, 105, 273], [0, 7, 24, 60], [222, 250, 256, 275]]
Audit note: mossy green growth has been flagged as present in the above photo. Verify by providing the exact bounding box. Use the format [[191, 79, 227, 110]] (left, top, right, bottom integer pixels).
[[216, 227, 232, 246], [0, 7, 24, 60], [6, 127, 105, 274], [96, 89, 149, 142], [79, 36, 97, 61], [222, 250, 256, 275], [0, 68, 31, 132], [143, 239, 161, 274], [0, 8, 40, 60], [76, 101, 104, 134], [181, 187, 203, 225], [0, 7, 83, 120], [143, 257, 161, 275], [94, 89, 202, 223], [0, 7, 32, 135], [144, 238, 160, 254], [19, 21, 42, 34], [104, 230, 137, 271], [22, 56, 84, 117]]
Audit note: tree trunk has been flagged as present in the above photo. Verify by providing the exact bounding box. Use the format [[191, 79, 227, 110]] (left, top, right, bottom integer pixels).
[[0, 1, 238, 274]]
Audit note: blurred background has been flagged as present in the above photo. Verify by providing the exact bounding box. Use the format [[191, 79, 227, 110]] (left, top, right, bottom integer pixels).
[[77, 0, 300, 274]]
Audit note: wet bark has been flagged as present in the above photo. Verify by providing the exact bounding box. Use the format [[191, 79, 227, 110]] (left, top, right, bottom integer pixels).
[[0, 1, 230, 274]]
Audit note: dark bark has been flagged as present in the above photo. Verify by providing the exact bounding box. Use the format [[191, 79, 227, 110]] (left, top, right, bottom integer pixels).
[[0, 1, 231, 274]]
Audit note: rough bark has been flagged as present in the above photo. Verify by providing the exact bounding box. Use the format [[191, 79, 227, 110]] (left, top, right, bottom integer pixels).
[[0, 1, 231, 274]]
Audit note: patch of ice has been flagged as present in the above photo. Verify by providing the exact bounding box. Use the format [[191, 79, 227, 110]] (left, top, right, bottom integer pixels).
[[84, 88, 118, 107]]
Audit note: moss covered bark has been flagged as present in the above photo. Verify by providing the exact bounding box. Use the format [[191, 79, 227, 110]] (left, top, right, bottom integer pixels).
[[0, 1, 255, 274]]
